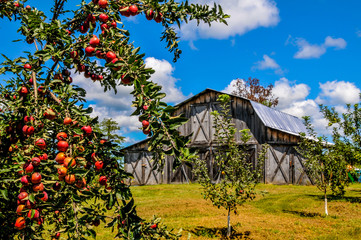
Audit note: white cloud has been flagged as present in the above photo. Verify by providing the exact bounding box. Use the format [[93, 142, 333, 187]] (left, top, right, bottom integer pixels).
[[179, 0, 280, 40], [273, 77, 310, 109], [253, 54, 283, 74], [324, 36, 347, 49], [293, 39, 326, 59], [145, 57, 190, 103], [73, 57, 188, 136], [316, 80, 361, 105], [222, 79, 240, 94], [292, 36, 347, 59]]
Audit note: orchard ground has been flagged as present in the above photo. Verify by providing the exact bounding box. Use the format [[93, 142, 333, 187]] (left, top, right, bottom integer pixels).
[[89, 183, 361, 239]]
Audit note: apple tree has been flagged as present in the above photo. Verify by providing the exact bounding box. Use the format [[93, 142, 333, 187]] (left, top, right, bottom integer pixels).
[[297, 116, 349, 216], [192, 94, 268, 238], [0, 0, 229, 239]]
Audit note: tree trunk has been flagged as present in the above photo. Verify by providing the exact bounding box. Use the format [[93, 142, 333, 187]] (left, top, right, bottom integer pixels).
[[324, 189, 328, 216], [227, 208, 231, 238]]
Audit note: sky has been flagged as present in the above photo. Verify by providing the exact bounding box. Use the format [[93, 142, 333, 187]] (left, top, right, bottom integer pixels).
[[1, 0, 361, 145]]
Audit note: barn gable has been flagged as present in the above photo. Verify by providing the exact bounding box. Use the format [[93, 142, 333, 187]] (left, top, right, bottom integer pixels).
[[123, 89, 313, 186]]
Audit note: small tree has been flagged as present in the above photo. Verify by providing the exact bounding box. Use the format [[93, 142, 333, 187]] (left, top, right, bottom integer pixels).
[[96, 118, 124, 143], [320, 98, 361, 166], [231, 77, 279, 107], [193, 94, 268, 238], [297, 116, 348, 216]]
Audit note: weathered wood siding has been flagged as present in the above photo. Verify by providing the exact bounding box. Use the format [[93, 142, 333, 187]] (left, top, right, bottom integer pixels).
[[123, 89, 311, 185]]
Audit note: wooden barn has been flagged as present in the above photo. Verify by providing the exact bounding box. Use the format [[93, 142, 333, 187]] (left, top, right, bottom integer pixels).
[[123, 89, 313, 186]]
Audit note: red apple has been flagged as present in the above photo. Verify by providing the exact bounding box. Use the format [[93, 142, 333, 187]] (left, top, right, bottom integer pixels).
[[99, 176, 107, 185], [31, 157, 41, 166], [16, 205, 25, 215], [63, 117, 72, 125], [121, 74, 131, 84], [31, 172, 42, 184], [18, 192, 28, 203], [39, 153, 48, 161], [146, 9, 154, 20], [106, 51, 116, 61], [85, 46, 95, 56], [21, 175, 30, 186], [32, 182, 44, 192], [98, 0, 107, 8], [40, 191, 48, 202], [129, 5, 138, 15], [89, 35, 100, 47], [70, 50, 78, 59], [155, 12, 163, 23], [100, 23, 109, 31], [56, 132, 67, 141], [15, 217, 26, 230], [95, 161, 104, 171], [27, 209, 40, 219], [22, 125, 35, 135], [24, 64, 31, 70], [19, 86, 28, 96], [142, 120, 149, 128], [81, 125, 92, 134], [35, 138, 46, 150], [57, 141, 69, 152], [23, 162, 34, 173], [99, 13, 109, 22]]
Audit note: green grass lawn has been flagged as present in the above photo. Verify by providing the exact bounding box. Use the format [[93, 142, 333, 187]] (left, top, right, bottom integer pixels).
[[95, 183, 361, 239]]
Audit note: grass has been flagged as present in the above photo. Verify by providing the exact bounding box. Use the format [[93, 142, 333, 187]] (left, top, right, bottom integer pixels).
[[95, 183, 361, 239]]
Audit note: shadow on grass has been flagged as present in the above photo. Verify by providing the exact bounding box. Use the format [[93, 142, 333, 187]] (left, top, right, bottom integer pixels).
[[189, 226, 252, 239], [306, 194, 361, 203], [282, 209, 322, 218]]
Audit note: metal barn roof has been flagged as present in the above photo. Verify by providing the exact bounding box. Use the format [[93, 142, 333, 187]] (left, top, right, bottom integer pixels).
[[250, 100, 307, 136]]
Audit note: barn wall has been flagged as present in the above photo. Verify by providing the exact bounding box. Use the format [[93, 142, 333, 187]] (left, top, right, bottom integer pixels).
[[123, 89, 311, 186], [174, 91, 265, 146], [265, 144, 312, 185]]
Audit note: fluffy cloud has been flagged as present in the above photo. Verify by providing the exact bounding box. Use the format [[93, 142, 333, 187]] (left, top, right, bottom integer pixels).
[[179, 0, 280, 40], [253, 54, 283, 74], [324, 36, 347, 49], [145, 57, 189, 103], [272, 78, 310, 109], [222, 79, 239, 94], [73, 57, 188, 141], [315, 80, 361, 105], [272, 78, 331, 135], [291, 36, 347, 59]]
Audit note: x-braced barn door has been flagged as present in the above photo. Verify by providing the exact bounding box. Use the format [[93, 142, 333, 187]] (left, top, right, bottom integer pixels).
[[127, 151, 161, 185], [190, 102, 222, 145], [266, 145, 313, 185]]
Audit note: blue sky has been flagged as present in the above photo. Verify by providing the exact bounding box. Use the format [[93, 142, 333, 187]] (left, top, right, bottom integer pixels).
[[1, 0, 361, 145]]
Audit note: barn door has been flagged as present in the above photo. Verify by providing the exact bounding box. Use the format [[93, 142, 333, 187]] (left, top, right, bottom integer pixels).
[[190, 102, 222, 145], [190, 104, 211, 144], [126, 151, 161, 185], [265, 145, 313, 185], [169, 157, 192, 184], [266, 145, 292, 184]]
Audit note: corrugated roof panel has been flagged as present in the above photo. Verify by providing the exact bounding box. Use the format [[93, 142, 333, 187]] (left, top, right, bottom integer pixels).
[[250, 101, 307, 136]]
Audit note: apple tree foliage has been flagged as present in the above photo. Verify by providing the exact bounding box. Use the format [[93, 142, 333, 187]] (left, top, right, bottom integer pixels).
[[297, 116, 349, 216], [192, 94, 268, 238], [319, 98, 361, 166], [0, 0, 229, 239]]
